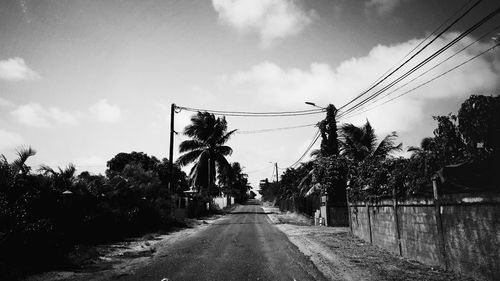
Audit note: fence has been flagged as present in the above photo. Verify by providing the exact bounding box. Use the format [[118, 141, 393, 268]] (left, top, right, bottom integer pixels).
[[279, 195, 318, 217], [348, 188, 500, 281]]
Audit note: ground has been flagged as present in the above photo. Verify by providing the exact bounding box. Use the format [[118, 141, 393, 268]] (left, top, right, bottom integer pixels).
[[25, 201, 474, 281], [263, 205, 473, 281]]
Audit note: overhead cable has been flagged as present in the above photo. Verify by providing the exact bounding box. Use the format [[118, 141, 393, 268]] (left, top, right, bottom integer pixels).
[[235, 123, 317, 134], [340, 24, 500, 119], [338, 0, 483, 113], [178, 106, 324, 117], [339, 4, 500, 118], [341, 42, 500, 120]]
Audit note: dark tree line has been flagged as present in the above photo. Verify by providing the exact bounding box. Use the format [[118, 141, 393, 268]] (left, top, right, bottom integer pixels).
[[261, 94, 499, 204]]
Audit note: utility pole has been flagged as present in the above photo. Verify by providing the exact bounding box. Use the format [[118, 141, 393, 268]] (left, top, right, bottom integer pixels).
[[169, 103, 176, 192], [274, 162, 279, 183]]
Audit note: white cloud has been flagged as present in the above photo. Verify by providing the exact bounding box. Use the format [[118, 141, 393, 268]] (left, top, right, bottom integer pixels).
[[0, 57, 40, 81], [88, 99, 121, 122], [212, 0, 315, 47], [0, 97, 14, 107], [0, 129, 25, 150], [11, 103, 80, 127], [217, 32, 500, 137], [365, 0, 408, 15]]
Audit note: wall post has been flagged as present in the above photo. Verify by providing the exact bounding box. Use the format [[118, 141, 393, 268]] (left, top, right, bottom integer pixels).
[[346, 181, 353, 234], [393, 188, 403, 256], [366, 201, 373, 244], [432, 176, 449, 269]]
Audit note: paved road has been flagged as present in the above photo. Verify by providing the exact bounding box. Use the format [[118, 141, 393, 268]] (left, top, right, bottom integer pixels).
[[114, 200, 327, 281]]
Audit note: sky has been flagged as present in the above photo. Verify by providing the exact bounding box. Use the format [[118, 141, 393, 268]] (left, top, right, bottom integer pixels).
[[1, 0, 499, 189]]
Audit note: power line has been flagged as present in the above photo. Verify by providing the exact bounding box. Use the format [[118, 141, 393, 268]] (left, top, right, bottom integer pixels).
[[235, 123, 317, 134], [287, 129, 321, 169], [339, 4, 500, 118], [340, 24, 500, 119], [356, 0, 478, 101], [342, 42, 500, 120], [338, 0, 482, 112], [178, 105, 324, 117]]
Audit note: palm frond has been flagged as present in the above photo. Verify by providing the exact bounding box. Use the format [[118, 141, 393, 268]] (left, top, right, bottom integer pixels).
[[38, 164, 56, 176], [216, 145, 233, 156], [176, 149, 203, 166], [179, 139, 205, 153], [216, 129, 237, 146], [11, 146, 36, 175], [372, 131, 402, 158]]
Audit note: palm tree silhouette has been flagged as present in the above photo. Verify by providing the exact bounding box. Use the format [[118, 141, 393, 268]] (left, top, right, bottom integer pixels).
[[339, 120, 402, 162], [176, 112, 236, 195]]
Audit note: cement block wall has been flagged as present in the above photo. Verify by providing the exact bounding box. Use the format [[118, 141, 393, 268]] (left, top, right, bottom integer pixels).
[[349, 193, 500, 281], [441, 198, 500, 280]]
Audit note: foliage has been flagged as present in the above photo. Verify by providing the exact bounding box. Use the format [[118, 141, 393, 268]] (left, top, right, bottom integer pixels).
[[176, 111, 236, 196], [347, 94, 499, 201], [218, 162, 251, 203], [339, 120, 402, 162], [258, 178, 280, 202], [317, 104, 339, 157], [457, 94, 500, 158], [0, 149, 189, 279]]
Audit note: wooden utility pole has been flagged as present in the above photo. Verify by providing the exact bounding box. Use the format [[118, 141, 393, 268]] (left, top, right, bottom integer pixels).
[[275, 162, 279, 183], [169, 103, 176, 192]]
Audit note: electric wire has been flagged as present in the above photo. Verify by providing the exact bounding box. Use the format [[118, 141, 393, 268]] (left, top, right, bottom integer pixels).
[[338, 0, 483, 113], [356, 0, 478, 100], [288, 129, 321, 169], [235, 123, 317, 134], [178, 106, 324, 117], [341, 42, 500, 120], [340, 24, 500, 120], [338, 4, 500, 118]]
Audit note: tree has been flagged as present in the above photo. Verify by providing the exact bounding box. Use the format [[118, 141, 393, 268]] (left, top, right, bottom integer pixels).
[[176, 112, 236, 195], [38, 163, 77, 193], [339, 120, 402, 162], [432, 114, 466, 165], [106, 152, 159, 176], [218, 162, 251, 203], [317, 104, 339, 157], [458, 94, 500, 158]]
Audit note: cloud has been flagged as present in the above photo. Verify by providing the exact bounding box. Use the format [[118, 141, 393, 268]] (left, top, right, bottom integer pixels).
[[0, 57, 40, 81], [0, 97, 14, 107], [217, 32, 500, 137], [88, 99, 121, 122], [365, 0, 408, 16], [212, 0, 315, 47], [0, 129, 25, 150], [11, 103, 80, 127]]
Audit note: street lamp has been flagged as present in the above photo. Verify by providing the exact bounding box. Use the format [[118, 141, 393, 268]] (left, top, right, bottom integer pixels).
[[305, 102, 325, 109]]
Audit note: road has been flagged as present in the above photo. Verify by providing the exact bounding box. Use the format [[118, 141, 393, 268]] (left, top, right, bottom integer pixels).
[[114, 200, 327, 281]]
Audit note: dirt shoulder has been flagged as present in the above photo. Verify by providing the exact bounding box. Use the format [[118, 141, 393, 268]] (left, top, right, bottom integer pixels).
[[24, 211, 232, 281], [263, 206, 473, 281]]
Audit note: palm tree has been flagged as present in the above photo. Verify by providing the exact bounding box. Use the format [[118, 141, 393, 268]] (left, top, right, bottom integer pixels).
[[38, 163, 77, 192], [176, 112, 236, 195], [0, 146, 37, 190], [339, 120, 402, 162]]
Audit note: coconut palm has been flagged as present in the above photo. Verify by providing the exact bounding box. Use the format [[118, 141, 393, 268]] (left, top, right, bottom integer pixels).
[[38, 163, 77, 192], [339, 120, 402, 162], [176, 112, 236, 195], [0, 146, 37, 190]]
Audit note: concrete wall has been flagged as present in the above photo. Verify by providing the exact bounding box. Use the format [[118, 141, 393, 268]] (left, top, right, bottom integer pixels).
[[349, 193, 500, 281], [213, 195, 234, 209]]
